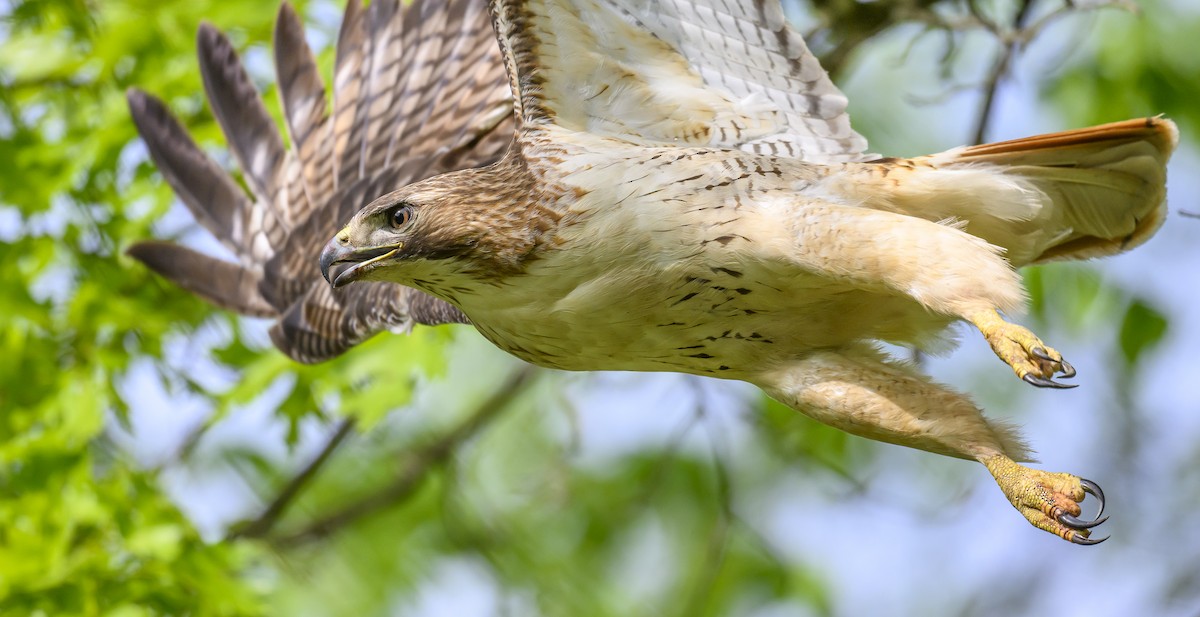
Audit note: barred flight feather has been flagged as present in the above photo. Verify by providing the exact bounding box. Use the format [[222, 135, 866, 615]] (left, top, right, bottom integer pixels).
[[128, 0, 512, 363]]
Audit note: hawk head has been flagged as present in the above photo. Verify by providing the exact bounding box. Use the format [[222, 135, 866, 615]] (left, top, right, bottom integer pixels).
[[320, 163, 541, 289]]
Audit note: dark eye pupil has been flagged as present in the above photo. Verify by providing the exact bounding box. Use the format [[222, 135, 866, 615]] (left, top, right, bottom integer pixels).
[[391, 206, 412, 228]]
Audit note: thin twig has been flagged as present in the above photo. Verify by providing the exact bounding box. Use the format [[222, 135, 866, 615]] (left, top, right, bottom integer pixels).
[[678, 395, 735, 617], [972, 0, 1037, 145], [635, 409, 701, 507], [1180, 210, 1200, 219], [272, 366, 536, 547], [971, 0, 1135, 143], [1018, 0, 1137, 47], [809, 0, 943, 79], [228, 417, 357, 540]]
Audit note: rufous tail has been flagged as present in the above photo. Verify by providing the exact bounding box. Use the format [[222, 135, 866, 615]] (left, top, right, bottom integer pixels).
[[931, 117, 1176, 264]]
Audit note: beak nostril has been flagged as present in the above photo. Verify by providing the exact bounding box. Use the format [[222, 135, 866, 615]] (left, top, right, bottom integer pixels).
[[336, 230, 350, 244]]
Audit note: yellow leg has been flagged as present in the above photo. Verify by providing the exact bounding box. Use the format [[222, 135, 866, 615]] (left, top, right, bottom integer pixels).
[[967, 309, 1077, 388], [759, 346, 1108, 545]]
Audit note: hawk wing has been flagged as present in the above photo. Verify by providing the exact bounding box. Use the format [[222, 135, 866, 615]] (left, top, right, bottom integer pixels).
[[127, 0, 513, 363], [491, 0, 869, 162]]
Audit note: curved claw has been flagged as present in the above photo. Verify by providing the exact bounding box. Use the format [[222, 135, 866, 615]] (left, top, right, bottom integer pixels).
[[1059, 513, 1109, 529], [1081, 478, 1106, 519], [1071, 533, 1109, 546], [1022, 374, 1079, 389], [1060, 477, 1109, 531], [1030, 347, 1075, 379]]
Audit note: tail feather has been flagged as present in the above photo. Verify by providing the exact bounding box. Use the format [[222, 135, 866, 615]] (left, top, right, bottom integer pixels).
[[939, 117, 1176, 263]]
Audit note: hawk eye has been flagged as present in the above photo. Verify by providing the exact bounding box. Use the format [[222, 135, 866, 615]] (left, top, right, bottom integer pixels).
[[390, 204, 414, 229]]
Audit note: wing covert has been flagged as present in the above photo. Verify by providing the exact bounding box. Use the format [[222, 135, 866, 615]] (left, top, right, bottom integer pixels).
[[490, 0, 870, 162]]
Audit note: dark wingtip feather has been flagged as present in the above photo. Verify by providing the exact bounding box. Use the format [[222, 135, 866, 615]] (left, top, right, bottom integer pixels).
[[125, 87, 165, 145], [125, 87, 150, 114], [197, 18, 287, 204], [276, 2, 300, 30], [125, 86, 163, 129], [274, 0, 329, 152], [336, 0, 366, 66], [125, 86, 255, 256], [128, 240, 277, 318], [196, 20, 221, 50]]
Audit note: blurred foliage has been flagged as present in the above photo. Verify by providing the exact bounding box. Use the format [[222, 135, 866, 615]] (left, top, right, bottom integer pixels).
[[1047, 0, 1200, 136], [0, 0, 1189, 615]]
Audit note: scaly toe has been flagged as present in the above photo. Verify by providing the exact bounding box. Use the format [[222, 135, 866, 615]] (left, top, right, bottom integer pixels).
[[969, 311, 1078, 386]]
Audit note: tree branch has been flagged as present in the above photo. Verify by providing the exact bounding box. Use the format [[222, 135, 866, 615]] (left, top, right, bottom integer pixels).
[[272, 366, 537, 547], [966, 0, 1133, 144], [227, 417, 357, 540], [971, 0, 1036, 145], [808, 0, 943, 80], [678, 390, 735, 617]]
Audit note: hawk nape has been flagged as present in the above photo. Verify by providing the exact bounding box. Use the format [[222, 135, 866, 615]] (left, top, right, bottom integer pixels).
[[319, 0, 1175, 544]]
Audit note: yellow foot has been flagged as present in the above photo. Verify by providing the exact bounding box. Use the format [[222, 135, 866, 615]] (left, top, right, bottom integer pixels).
[[983, 455, 1108, 545], [968, 310, 1077, 388]]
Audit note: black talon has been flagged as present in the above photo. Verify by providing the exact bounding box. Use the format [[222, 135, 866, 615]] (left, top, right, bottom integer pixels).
[[1059, 512, 1109, 529], [1061, 477, 1109, 532], [1081, 478, 1106, 519], [1071, 533, 1109, 546], [1022, 374, 1079, 389], [1030, 347, 1076, 378]]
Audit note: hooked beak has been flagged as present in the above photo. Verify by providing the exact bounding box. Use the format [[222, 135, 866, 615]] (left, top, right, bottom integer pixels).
[[320, 238, 402, 288]]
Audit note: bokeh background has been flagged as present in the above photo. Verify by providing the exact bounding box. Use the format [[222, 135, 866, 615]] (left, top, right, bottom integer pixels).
[[2, 0, 1198, 615]]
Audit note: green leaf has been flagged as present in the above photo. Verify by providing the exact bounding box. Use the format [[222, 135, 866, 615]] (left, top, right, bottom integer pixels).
[[1118, 299, 1168, 367], [125, 524, 184, 561]]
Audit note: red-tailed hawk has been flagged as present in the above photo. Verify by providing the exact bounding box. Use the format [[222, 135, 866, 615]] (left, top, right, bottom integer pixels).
[[127, 0, 512, 363], [318, 0, 1175, 543], [131, 0, 1171, 540]]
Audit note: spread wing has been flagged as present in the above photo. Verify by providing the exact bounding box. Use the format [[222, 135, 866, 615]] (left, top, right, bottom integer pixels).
[[491, 0, 869, 162], [127, 0, 513, 363]]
